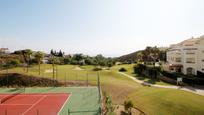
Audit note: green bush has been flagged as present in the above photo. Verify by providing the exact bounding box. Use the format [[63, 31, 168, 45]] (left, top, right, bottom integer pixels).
[[0, 73, 62, 87], [93, 67, 102, 71], [145, 66, 161, 79], [133, 64, 146, 75], [119, 67, 127, 72], [124, 100, 134, 115]]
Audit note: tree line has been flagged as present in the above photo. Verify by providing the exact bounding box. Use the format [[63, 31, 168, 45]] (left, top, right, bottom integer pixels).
[[0, 49, 116, 71]]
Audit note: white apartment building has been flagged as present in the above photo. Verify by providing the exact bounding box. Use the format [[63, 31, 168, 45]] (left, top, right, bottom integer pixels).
[[167, 35, 204, 75], [0, 48, 9, 54]]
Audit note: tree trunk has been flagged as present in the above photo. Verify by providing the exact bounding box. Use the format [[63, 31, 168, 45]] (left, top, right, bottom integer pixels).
[[56, 65, 58, 81], [38, 62, 41, 75], [27, 64, 28, 73], [52, 64, 55, 80]]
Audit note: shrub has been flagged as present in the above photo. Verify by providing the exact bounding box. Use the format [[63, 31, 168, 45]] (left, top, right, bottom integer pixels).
[[119, 67, 127, 72], [93, 67, 102, 71], [103, 92, 115, 114], [0, 73, 62, 87], [124, 100, 134, 115], [146, 66, 161, 79], [161, 71, 204, 85], [159, 76, 177, 85], [133, 64, 146, 75]]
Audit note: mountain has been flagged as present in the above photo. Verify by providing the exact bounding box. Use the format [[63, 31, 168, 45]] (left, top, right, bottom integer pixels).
[[116, 47, 168, 63], [116, 51, 141, 63]]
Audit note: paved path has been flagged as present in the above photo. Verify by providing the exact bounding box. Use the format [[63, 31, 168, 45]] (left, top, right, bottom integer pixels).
[[119, 72, 204, 96]]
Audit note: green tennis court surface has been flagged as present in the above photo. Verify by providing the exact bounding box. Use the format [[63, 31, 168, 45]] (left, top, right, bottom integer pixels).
[[0, 87, 101, 115]]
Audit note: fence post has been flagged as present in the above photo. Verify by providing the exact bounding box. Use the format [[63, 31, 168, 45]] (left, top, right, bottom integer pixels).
[[98, 107, 101, 115], [76, 72, 78, 86], [5, 109, 7, 115], [67, 72, 68, 85], [56, 65, 58, 80], [6, 73, 8, 87], [86, 71, 88, 87], [67, 108, 70, 115], [97, 72, 101, 101], [36, 109, 39, 115], [65, 72, 67, 87], [29, 74, 32, 87]]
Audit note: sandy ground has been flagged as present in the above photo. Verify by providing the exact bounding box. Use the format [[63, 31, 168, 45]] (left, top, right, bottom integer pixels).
[[72, 66, 84, 71], [44, 69, 53, 73]]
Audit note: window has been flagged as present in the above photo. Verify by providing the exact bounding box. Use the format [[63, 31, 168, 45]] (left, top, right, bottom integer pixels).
[[175, 58, 181, 62], [186, 58, 195, 63], [183, 48, 197, 50], [186, 51, 195, 55], [171, 57, 174, 61], [185, 44, 193, 46], [186, 52, 195, 55], [186, 67, 195, 75]]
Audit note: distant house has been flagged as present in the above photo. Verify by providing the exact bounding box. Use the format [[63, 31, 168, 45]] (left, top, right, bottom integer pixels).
[[0, 48, 9, 54], [42, 54, 51, 64], [166, 35, 204, 75]]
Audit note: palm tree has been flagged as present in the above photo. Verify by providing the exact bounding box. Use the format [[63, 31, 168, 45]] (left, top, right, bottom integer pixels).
[[136, 52, 143, 62], [35, 51, 44, 75], [21, 49, 33, 73], [49, 56, 59, 80], [0, 58, 3, 71]]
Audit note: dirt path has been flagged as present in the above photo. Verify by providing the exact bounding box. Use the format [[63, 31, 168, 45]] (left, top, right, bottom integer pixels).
[[118, 72, 204, 96]]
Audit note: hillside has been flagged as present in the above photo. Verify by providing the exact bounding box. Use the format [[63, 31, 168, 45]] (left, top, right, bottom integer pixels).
[[116, 51, 141, 63], [116, 47, 168, 62]]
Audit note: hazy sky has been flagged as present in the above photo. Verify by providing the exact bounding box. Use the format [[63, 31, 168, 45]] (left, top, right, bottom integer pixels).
[[0, 0, 204, 57]]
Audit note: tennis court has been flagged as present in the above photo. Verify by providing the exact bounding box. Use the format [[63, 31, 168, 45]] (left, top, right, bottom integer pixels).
[[0, 93, 70, 115], [0, 87, 102, 115]]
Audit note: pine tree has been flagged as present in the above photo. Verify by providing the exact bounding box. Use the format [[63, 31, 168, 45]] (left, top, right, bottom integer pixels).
[[54, 50, 57, 56], [50, 49, 54, 55], [58, 50, 63, 57]]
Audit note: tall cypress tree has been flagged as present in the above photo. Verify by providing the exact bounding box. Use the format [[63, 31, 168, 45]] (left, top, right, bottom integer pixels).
[[50, 49, 54, 55], [58, 50, 63, 57]]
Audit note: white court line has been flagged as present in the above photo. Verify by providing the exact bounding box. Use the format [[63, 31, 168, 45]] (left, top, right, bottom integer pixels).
[[42, 94, 69, 97], [57, 93, 72, 115], [0, 104, 33, 106], [0, 94, 67, 97], [66, 86, 98, 88], [0, 95, 44, 97], [21, 95, 46, 115]]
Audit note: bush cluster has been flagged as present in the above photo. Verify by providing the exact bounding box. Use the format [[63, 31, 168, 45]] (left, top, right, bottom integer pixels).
[[161, 71, 204, 85], [119, 67, 127, 72], [133, 64, 146, 75], [93, 67, 102, 71], [0, 73, 62, 87]]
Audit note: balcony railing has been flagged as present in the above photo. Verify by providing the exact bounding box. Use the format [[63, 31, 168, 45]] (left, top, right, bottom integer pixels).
[[186, 61, 195, 63]]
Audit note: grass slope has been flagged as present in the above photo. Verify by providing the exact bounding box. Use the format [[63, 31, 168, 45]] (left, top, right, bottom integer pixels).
[[1, 64, 204, 115]]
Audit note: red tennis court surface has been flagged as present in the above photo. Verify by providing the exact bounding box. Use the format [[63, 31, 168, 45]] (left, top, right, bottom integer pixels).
[[0, 93, 70, 115]]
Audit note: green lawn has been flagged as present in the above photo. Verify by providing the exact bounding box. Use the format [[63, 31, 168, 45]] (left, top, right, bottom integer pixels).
[[1, 64, 204, 115], [111, 64, 173, 85], [128, 88, 204, 115]]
